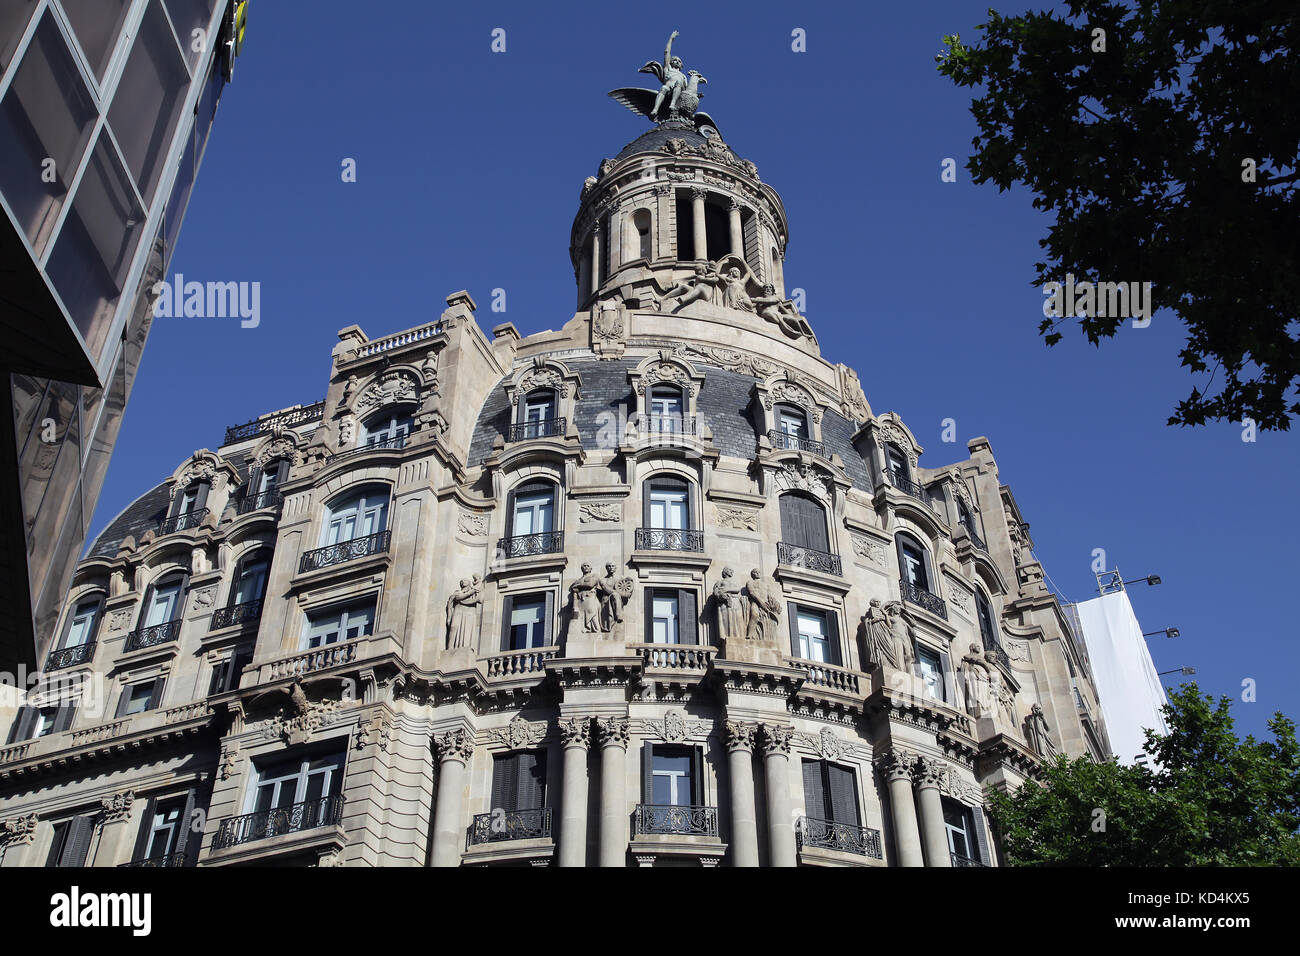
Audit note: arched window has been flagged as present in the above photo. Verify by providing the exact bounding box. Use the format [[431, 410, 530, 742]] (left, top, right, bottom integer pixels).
[[360, 409, 412, 449], [775, 404, 809, 440], [885, 443, 910, 482], [770, 246, 784, 295], [243, 459, 289, 511], [645, 475, 690, 530], [506, 481, 558, 555], [60, 592, 104, 650], [323, 485, 389, 546], [633, 208, 652, 260], [230, 550, 271, 607], [779, 493, 829, 553], [896, 533, 932, 593], [519, 388, 557, 439], [648, 385, 685, 433], [974, 589, 998, 650], [140, 572, 188, 629]]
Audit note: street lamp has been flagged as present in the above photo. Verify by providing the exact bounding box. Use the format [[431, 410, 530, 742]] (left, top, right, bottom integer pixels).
[[1125, 575, 1162, 587], [1158, 666, 1196, 676], [1143, 627, 1180, 639]]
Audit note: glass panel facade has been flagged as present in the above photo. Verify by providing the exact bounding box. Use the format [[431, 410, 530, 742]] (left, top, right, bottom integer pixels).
[[0, 0, 36, 73], [59, 0, 131, 82]]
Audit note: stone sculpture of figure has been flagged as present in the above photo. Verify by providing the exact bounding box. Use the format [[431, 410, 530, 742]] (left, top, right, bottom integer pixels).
[[862, 598, 897, 669], [755, 285, 815, 340], [960, 643, 994, 718], [712, 566, 745, 643], [655, 262, 722, 312], [337, 375, 357, 409], [650, 31, 687, 120], [884, 601, 917, 673], [570, 563, 603, 632], [445, 576, 482, 649], [1025, 704, 1059, 760], [995, 671, 1017, 725], [596, 562, 635, 634], [742, 568, 781, 642], [721, 267, 756, 312]]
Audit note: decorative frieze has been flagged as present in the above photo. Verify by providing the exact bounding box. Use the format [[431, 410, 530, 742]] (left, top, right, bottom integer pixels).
[[714, 505, 758, 531], [851, 533, 887, 566], [578, 502, 621, 523], [489, 716, 548, 750], [1, 814, 38, 846], [457, 510, 489, 537], [644, 709, 710, 743]]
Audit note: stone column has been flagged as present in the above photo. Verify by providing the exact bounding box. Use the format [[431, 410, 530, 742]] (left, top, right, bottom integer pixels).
[[728, 198, 744, 258], [590, 221, 602, 299], [690, 187, 708, 262], [879, 750, 924, 867], [0, 814, 39, 867], [914, 757, 952, 867], [760, 723, 796, 867], [558, 717, 591, 868], [430, 728, 475, 868], [724, 720, 760, 867], [91, 791, 136, 865], [595, 716, 630, 867]]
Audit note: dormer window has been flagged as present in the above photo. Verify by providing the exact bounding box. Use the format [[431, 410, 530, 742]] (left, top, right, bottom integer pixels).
[[649, 385, 685, 433], [886, 444, 910, 481], [776, 404, 808, 439]]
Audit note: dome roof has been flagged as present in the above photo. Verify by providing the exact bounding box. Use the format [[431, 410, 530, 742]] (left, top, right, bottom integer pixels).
[[613, 125, 748, 166]]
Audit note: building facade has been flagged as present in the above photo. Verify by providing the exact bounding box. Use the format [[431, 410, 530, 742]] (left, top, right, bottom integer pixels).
[[0, 0, 247, 673], [0, 42, 1107, 868]]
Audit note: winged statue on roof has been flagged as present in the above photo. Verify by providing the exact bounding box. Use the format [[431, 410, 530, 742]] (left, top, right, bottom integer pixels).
[[608, 31, 718, 133]]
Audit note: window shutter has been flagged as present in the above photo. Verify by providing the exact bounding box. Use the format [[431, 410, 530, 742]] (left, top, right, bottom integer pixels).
[[690, 746, 704, 806], [52, 703, 76, 733], [971, 805, 992, 865], [827, 763, 859, 826], [177, 789, 199, 860], [787, 602, 801, 657], [63, 814, 97, 866], [678, 589, 697, 646], [275, 460, 291, 485], [131, 797, 157, 862], [491, 754, 519, 812], [505, 486, 518, 534], [802, 759, 827, 820], [642, 743, 655, 803], [148, 677, 167, 711], [114, 686, 132, 718], [208, 657, 230, 697], [804, 499, 828, 552], [641, 482, 652, 530], [7, 706, 35, 744], [518, 751, 547, 810], [643, 589, 654, 643], [542, 591, 555, 646], [194, 481, 210, 513], [937, 649, 953, 703], [499, 595, 514, 652], [779, 495, 797, 543], [825, 610, 842, 666]]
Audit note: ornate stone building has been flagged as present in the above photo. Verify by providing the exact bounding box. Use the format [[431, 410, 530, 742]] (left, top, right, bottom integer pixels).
[[0, 37, 1108, 868]]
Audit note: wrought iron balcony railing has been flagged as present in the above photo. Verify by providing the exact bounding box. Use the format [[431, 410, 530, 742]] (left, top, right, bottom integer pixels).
[[468, 807, 552, 846], [45, 641, 96, 672], [960, 522, 988, 553], [951, 851, 986, 867], [123, 620, 182, 653], [299, 530, 391, 574], [213, 795, 345, 850], [224, 400, 326, 445], [634, 804, 719, 837], [777, 541, 843, 576], [508, 417, 566, 442], [210, 599, 263, 630], [887, 469, 928, 503], [796, 816, 883, 858], [159, 509, 209, 535], [768, 429, 826, 457], [900, 579, 948, 620], [634, 527, 705, 552], [236, 490, 283, 514], [327, 434, 406, 465], [119, 852, 189, 868], [644, 414, 697, 435], [497, 531, 564, 559]]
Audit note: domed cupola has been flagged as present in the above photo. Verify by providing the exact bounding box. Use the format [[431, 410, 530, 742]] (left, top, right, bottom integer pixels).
[[569, 32, 805, 348]]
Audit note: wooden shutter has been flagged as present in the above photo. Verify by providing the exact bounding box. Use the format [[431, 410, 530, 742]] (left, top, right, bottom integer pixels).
[[114, 686, 133, 718], [971, 805, 992, 865], [131, 797, 157, 862], [690, 747, 704, 805], [642, 743, 655, 803], [491, 754, 519, 811], [63, 814, 97, 866], [52, 703, 76, 732], [194, 481, 210, 513], [802, 759, 827, 820], [826, 763, 859, 826], [787, 602, 801, 657], [825, 610, 842, 666], [542, 591, 555, 646], [937, 648, 953, 703], [499, 595, 515, 652], [148, 676, 167, 711], [274, 460, 291, 485], [678, 589, 697, 645], [641, 481, 652, 530], [176, 789, 199, 860], [644, 588, 655, 643], [779, 495, 798, 543], [6, 706, 35, 744], [518, 751, 547, 810]]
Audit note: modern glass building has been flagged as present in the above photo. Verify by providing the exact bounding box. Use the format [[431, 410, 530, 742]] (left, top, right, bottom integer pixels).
[[0, 0, 247, 673]]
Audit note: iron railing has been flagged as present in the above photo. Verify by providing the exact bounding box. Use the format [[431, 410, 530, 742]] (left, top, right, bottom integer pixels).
[[951, 851, 986, 867], [796, 817, 883, 858], [634, 527, 704, 552], [888, 469, 928, 502], [119, 852, 189, 868], [213, 795, 345, 850], [159, 509, 209, 535], [961, 522, 988, 553], [123, 620, 181, 653], [468, 807, 552, 846], [224, 401, 326, 445], [236, 490, 283, 514], [45, 641, 95, 672], [497, 531, 564, 559], [777, 541, 843, 576], [508, 418, 566, 442], [644, 415, 697, 435], [327, 434, 406, 465], [299, 530, 391, 574], [900, 579, 948, 620], [768, 429, 826, 457], [634, 804, 718, 837], [210, 599, 263, 630]]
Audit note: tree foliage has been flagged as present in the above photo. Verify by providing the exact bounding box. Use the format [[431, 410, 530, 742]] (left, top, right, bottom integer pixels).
[[986, 684, 1300, 865], [937, 1, 1299, 430]]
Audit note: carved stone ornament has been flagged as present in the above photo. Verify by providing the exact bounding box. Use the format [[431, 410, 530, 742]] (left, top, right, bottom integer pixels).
[[1003, 638, 1031, 663], [760, 723, 794, 756], [714, 506, 758, 531], [175, 459, 217, 495], [255, 435, 297, 469], [578, 502, 621, 523], [457, 510, 488, 537], [355, 712, 392, 752], [637, 360, 697, 397], [593, 295, 625, 345], [559, 717, 591, 749], [851, 534, 887, 566], [935, 762, 984, 805], [912, 755, 947, 789], [514, 367, 568, 402], [219, 743, 238, 780], [674, 342, 782, 380], [337, 416, 356, 447], [595, 716, 631, 748], [355, 371, 419, 415], [947, 580, 973, 614], [107, 608, 132, 633], [646, 709, 709, 743], [876, 748, 916, 782], [791, 727, 849, 762], [267, 684, 337, 746], [1, 814, 38, 846], [724, 720, 757, 752], [100, 790, 135, 824], [773, 459, 833, 501], [763, 381, 820, 423], [874, 421, 917, 466], [192, 587, 216, 610], [435, 727, 475, 763], [491, 716, 548, 750]]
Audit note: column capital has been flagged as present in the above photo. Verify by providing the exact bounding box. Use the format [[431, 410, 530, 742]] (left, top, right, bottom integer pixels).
[[913, 755, 947, 790], [875, 748, 917, 783], [652, 183, 673, 196], [760, 722, 794, 756], [100, 790, 135, 825], [689, 186, 709, 202], [1, 813, 38, 846], [724, 719, 758, 753], [559, 716, 592, 750], [434, 727, 475, 764], [594, 715, 630, 749], [727, 196, 742, 211]]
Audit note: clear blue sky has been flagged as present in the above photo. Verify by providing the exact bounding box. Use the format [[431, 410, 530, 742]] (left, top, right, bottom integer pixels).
[[90, 1, 1299, 740]]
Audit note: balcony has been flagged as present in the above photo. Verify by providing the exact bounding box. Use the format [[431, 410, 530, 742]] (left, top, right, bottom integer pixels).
[[796, 817, 883, 859], [951, 851, 986, 867], [900, 579, 948, 620], [468, 807, 552, 847], [497, 531, 564, 559], [119, 852, 189, 868], [123, 620, 181, 653], [210, 599, 262, 630], [960, 522, 988, 553], [235, 490, 283, 514], [768, 429, 826, 458], [327, 434, 406, 466], [224, 400, 325, 445], [212, 795, 345, 851], [634, 527, 704, 552], [638, 643, 714, 671], [299, 530, 391, 574], [777, 541, 843, 576], [508, 418, 565, 442], [634, 804, 719, 837], [483, 646, 558, 679], [352, 320, 443, 360], [45, 641, 95, 672], [158, 509, 209, 535], [644, 415, 697, 436], [787, 658, 860, 696], [887, 469, 928, 503]]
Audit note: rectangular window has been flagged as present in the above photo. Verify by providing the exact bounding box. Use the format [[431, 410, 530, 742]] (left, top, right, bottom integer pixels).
[[650, 591, 679, 645], [64, 599, 99, 647], [900, 543, 929, 591], [143, 579, 183, 626], [942, 798, 976, 860], [778, 408, 808, 438], [796, 608, 829, 662], [143, 799, 184, 859], [119, 679, 162, 716], [207, 647, 251, 696], [304, 600, 375, 649], [648, 487, 688, 530], [801, 759, 861, 826], [917, 646, 944, 701], [251, 749, 345, 816], [651, 751, 693, 807], [511, 490, 554, 536], [490, 751, 547, 811], [508, 596, 546, 650], [787, 604, 841, 665], [45, 814, 96, 867]]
